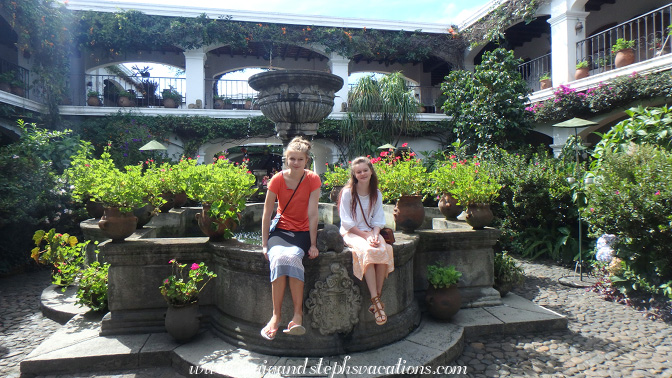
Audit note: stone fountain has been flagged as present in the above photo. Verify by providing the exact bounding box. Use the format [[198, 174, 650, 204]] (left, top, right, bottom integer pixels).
[[248, 69, 344, 144]]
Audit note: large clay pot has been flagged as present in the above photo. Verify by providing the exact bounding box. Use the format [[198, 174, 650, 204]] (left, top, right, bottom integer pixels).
[[87, 96, 101, 106], [574, 67, 590, 80], [98, 207, 138, 242], [85, 199, 105, 219], [437, 193, 463, 219], [614, 48, 635, 68], [11, 86, 25, 97], [173, 191, 188, 208], [0, 82, 11, 92], [393, 195, 425, 233], [539, 79, 552, 90], [329, 186, 344, 203], [425, 285, 462, 321], [133, 203, 155, 229], [195, 204, 239, 241], [163, 98, 179, 108], [118, 96, 134, 107], [159, 192, 175, 213], [165, 301, 200, 342], [465, 203, 494, 230]]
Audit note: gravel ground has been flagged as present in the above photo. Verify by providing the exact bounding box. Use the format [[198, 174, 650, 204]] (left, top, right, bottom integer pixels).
[[2, 259, 671, 378]]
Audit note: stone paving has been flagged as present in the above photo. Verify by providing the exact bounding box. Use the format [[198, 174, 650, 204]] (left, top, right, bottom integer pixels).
[[1, 259, 671, 378]]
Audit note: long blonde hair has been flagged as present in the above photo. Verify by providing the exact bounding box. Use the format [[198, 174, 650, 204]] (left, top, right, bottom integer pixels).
[[342, 156, 379, 219]]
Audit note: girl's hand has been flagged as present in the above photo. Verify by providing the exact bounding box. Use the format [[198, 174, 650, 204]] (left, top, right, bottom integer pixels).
[[262, 246, 269, 261], [366, 232, 380, 247], [308, 245, 319, 259]]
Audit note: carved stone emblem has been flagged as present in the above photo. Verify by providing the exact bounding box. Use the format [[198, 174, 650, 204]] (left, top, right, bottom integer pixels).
[[306, 263, 361, 335]]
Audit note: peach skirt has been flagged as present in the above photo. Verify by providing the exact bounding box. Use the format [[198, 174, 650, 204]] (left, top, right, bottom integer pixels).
[[342, 233, 394, 280]]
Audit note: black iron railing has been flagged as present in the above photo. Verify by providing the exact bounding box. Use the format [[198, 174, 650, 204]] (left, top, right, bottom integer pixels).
[[576, 3, 672, 75], [77, 74, 186, 107], [518, 53, 552, 92]]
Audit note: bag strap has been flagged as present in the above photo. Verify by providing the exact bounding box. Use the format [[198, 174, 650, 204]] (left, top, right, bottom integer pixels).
[[354, 191, 373, 229], [277, 171, 305, 216]]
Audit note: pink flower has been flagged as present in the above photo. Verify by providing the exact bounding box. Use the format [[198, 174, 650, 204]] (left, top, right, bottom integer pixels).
[[655, 190, 660, 195], [474, 162, 480, 166], [191, 263, 200, 270], [164, 279, 169, 284], [590, 208, 594, 212], [169, 259, 175, 263], [402, 142, 408, 147], [615, 190, 620, 195], [409, 152, 416, 157]]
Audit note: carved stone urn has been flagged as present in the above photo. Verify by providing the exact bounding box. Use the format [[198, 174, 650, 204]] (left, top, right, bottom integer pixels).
[[248, 70, 344, 144]]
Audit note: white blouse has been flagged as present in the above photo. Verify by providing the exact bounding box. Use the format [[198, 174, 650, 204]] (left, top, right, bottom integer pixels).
[[339, 187, 386, 235]]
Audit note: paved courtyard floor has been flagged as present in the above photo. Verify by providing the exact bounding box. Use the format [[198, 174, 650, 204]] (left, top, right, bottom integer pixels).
[[1, 258, 670, 378]]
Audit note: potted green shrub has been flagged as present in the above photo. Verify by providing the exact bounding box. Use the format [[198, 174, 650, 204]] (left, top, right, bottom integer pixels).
[[87, 90, 102, 106], [439, 157, 502, 229], [0, 71, 14, 92], [213, 96, 233, 109], [611, 38, 636, 68], [162, 86, 182, 108], [117, 89, 136, 107], [159, 259, 217, 342], [183, 157, 256, 240], [539, 72, 551, 90], [425, 263, 462, 320], [428, 155, 464, 220], [575, 60, 590, 80], [244, 97, 253, 110], [373, 146, 428, 233], [493, 252, 525, 297], [323, 163, 350, 202]]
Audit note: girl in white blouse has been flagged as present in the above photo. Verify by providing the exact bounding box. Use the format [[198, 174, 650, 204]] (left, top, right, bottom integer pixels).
[[338, 156, 394, 325]]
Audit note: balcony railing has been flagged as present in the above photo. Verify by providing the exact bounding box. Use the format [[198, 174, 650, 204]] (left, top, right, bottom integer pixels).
[[205, 79, 259, 109], [74, 74, 187, 107], [0, 58, 32, 101], [518, 53, 552, 92], [576, 3, 672, 75]]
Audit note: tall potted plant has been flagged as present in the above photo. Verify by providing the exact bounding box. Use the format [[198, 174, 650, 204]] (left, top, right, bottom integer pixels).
[[323, 163, 350, 202], [425, 263, 462, 320], [612, 38, 636, 68], [374, 145, 427, 233], [183, 157, 256, 240], [162, 86, 182, 108], [574, 60, 590, 80], [159, 259, 217, 342], [428, 154, 464, 219], [117, 89, 136, 107], [443, 157, 502, 229], [87, 90, 102, 106]]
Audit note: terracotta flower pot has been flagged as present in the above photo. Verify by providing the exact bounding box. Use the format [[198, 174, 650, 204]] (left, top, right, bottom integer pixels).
[[393, 195, 425, 233], [195, 204, 239, 241], [539, 79, 552, 90], [437, 193, 463, 219], [87, 96, 101, 106], [118, 96, 134, 107], [574, 67, 590, 80], [163, 98, 179, 108], [165, 301, 200, 342], [11, 86, 25, 97], [425, 284, 462, 321], [159, 192, 175, 213], [173, 191, 188, 208], [465, 203, 494, 230], [98, 207, 138, 242], [614, 48, 635, 68], [329, 186, 344, 203], [0, 82, 11, 92], [85, 199, 105, 219]]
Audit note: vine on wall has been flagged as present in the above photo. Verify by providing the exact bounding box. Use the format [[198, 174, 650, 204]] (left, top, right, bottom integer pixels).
[[463, 0, 548, 46]]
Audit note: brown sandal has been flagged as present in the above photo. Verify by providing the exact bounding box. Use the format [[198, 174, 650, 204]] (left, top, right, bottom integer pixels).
[[368, 292, 383, 314], [370, 296, 387, 325]]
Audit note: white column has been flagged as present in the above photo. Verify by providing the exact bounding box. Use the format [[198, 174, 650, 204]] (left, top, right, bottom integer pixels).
[[548, 11, 589, 86], [183, 49, 207, 108], [328, 53, 350, 112]]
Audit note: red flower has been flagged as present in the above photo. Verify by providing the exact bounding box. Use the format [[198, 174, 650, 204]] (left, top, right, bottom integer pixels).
[[191, 263, 200, 270], [402, 142, 408, 147]]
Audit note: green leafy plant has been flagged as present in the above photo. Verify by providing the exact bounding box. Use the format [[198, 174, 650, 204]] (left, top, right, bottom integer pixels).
[[161, 86, 182, 102], [427, 263, 462, 289], [494, 252, 525, 292], [183, 157, 256, 224], [322, 163, 350, 191], [87, 90, 101, 98], [440, 48, 531, 154], [0, 71, 15, 84], [539, 72, 551, 81], [118, 89, 136, 99], [159, 259, 217, 306], [30, 229, 90, 288], [430, 157, 501, 206], [611, 38, 636, 54], [76, 260, 110, 312], [576, 60, 589, 69], [372, 147, 427, 202]]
